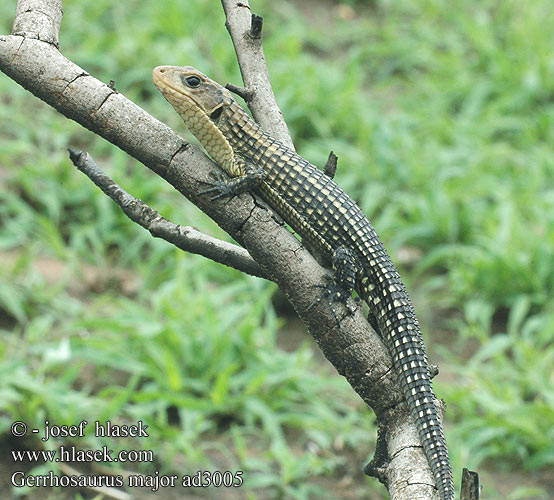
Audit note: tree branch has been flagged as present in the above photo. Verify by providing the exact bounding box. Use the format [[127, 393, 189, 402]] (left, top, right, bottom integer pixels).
[[68, 148, 265, 279], [1, 1, 445, 498], [12, 0, 63, 48], [221, 0, 295, 150]]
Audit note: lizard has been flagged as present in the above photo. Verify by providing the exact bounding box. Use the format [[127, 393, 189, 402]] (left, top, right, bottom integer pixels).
[[152, 65, 455, 500]]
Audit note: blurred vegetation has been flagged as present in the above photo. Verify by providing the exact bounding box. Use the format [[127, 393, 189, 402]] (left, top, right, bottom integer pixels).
[[1, 0, 553, 499]]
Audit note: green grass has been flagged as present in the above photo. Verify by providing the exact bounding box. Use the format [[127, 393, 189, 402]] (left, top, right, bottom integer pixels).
[[1, 0, 553, 498]]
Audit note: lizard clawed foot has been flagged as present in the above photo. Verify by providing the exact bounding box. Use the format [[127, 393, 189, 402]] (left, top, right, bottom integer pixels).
[[198, 171, 226, 184], [307, 281, 354, 321], [310, 274, 333, 290], [199, 181, 236, 201]]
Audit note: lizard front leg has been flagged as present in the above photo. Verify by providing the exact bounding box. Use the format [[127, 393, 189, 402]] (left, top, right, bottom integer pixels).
[[200, 161, 264, 200]]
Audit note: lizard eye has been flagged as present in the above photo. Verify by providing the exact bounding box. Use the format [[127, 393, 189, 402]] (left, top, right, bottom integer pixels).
[[184, 76, 201, 88]]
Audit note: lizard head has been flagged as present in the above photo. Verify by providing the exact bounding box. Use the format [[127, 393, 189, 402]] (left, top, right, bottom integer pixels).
[[152, 65, 238, 174], [152, 66, 232, 120]]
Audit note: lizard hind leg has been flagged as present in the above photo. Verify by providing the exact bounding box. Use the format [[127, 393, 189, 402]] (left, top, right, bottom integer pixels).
[[308, 246, 361, 318], [332, 246, 359, 297]]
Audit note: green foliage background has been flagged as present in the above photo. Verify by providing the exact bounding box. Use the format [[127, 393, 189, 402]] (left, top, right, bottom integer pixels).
[[1, 0, 553, 499]]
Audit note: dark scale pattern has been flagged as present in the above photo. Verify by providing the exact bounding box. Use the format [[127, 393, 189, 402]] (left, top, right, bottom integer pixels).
[[214, 101, 454, 500]]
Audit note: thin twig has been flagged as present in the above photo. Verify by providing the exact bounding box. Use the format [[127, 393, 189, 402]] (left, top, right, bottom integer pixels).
[[324, 151, 338, 179], [249, 13, 263, 39], [461, 468, 480, 500], [225, 82, 254, 102], [68, 148, 265, 279]]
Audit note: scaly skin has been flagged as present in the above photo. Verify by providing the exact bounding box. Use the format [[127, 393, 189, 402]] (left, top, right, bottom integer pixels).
[[152, 65, 455, 500]]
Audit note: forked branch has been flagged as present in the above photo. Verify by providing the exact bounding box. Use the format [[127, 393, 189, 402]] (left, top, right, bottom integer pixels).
[[68, 148, 264, 279]]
